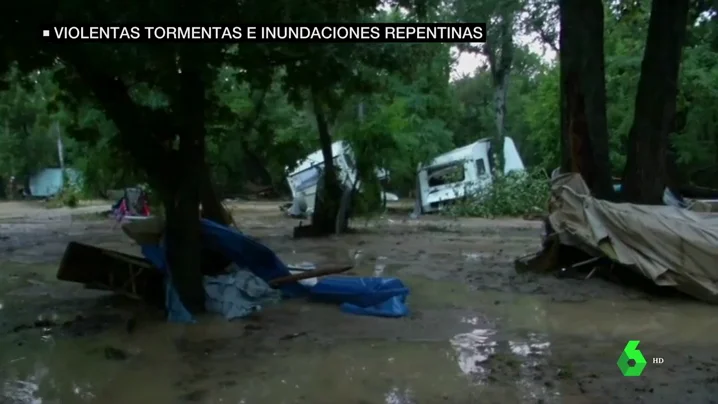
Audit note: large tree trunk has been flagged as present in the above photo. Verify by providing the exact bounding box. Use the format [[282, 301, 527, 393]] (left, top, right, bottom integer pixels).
[[621, 0, 690, 204], [559, 0, 613, 199], [492, 75, 509, 172], [163, 52, 207, 313], [485, 12, 514, 173], [306, 89, 345, 236]]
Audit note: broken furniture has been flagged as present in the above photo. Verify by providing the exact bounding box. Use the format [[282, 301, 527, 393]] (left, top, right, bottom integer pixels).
[[57, 241, 164, 307]]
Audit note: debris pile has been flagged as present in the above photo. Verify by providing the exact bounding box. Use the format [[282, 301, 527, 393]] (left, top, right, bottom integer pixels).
[[517, 173, 718, 303], [57, 216, 411, 322]]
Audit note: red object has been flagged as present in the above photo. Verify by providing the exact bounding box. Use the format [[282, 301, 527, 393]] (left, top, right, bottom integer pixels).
[[119, 199, 129, 215], [115, 191, 150, 222]]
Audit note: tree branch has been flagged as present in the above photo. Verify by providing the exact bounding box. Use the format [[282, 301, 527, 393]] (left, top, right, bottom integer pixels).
[[56, 46, 173, 193]]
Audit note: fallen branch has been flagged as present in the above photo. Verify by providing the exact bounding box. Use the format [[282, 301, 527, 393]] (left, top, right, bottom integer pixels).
[[268, 265, 353, 287]]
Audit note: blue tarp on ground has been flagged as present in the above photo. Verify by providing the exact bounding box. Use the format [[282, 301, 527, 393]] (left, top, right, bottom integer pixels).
[[139, 219, 410, 322], [309, 276, 409, 318]]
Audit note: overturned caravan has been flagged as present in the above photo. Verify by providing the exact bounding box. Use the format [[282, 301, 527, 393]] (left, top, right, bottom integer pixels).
[[522, 173, 718, 303], [285, 141, 398, 216], [415, 137, 525, 214]]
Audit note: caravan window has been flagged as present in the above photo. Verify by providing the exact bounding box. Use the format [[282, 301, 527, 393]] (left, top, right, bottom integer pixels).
[[427, 162, 465, 187], [293, 166, 322, 192], [344, 151, 356, 171], [293, 156, 344, 192], [476, 159, 487, 176]]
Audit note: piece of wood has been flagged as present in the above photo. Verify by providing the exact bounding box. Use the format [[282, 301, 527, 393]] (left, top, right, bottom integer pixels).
[[571, 256, 601, 269], [269, 265, 353, 287], [585, 266, 600, 280], [57, 242, 165, 307]]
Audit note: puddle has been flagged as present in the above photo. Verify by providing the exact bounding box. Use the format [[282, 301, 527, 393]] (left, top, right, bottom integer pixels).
[[0, 327, 498, 403], [462, 252, 493, 261], [374, 256, 388, 276], [450, 327, 497, 379]]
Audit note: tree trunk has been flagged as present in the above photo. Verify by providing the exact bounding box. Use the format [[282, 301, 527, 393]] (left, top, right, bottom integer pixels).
[[485, 12, 514, 174], [621, 0, 690, 204], [559, 0, 613, 199], [307, 89, 345, 236], [162, 52, 207, 314], [493, 75, 508, 172]]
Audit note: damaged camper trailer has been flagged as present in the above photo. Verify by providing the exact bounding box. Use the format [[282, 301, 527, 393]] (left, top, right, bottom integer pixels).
[[285, 141, 398, 216], [417, 137, 524, 214]]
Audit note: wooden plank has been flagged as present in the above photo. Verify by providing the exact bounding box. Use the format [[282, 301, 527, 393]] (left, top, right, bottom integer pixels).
[[269, 265, 353, 287]]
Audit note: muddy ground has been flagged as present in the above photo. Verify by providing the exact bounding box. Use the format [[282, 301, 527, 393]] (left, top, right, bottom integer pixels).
[[0, 201, 717, 404]]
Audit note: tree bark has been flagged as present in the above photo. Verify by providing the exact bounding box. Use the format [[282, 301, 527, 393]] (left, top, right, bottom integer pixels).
[[493, 76, 509, 172], [307, 88, 345, 236], [162, 49, 208, 313], [484, 12, 514, 173], [559, 0, 613, 200], [621, 0, 690, 204]]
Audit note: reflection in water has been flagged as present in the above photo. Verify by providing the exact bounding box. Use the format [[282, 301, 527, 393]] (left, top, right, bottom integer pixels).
[[374, 256, 388, 277], [509, 333, 558, 403], [3, 362, 46, 404], [71, 381, 95, 401], [462, 252, 482, 261], [449, 326, 497, 382], [449, 318, 559, 403], [384, 386, 414, 404]]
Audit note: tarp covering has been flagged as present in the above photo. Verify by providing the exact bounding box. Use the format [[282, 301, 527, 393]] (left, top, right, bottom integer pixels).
[[309, 277, 410, 318], [199, 219, 308, 298], [548, 173, 718, 303], [204, 264, 282, 320], [128, 218, 410, 321], [28, 168, 82, 197]]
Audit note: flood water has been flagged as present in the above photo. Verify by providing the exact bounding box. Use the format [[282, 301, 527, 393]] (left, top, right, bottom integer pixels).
[[1, 201, 717, 404]]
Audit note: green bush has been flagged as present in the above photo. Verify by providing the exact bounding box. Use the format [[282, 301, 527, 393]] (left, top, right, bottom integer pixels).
[[45, 185, 81, 208], [444, 169, 550, 218], [46, 172, 84, 209], [62, 190, 79, 207]]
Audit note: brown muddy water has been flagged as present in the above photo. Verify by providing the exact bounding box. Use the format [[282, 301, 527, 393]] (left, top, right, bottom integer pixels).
[[0, 201, 717, 404]]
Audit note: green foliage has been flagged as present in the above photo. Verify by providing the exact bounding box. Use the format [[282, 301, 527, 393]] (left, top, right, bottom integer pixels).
[[672, 20, 718, 185], [445, 169, 550, 218], [0, 0, 717, 219], [0, 67, 65, 179], [45, 171, 83, 208]]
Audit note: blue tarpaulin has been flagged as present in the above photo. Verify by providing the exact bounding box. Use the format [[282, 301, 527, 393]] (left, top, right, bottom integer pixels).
[[309, 276, 409, 318], [139, 219, 410, 322]]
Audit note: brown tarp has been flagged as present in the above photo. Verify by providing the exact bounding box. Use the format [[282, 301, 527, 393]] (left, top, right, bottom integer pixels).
[[547, 173, 718, 303]]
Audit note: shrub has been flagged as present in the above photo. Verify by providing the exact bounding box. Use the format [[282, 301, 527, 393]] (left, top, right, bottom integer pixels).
[[62, 190, 79, 207], [444, 169, 550, 218]]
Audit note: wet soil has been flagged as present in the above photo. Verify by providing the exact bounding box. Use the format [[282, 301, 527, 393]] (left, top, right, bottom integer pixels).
[[0, 200, 717, 403]]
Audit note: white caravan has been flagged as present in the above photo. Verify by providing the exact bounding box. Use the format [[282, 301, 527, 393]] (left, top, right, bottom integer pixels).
[[286, 141, 398, 214], [416, 137, 524, 214]]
